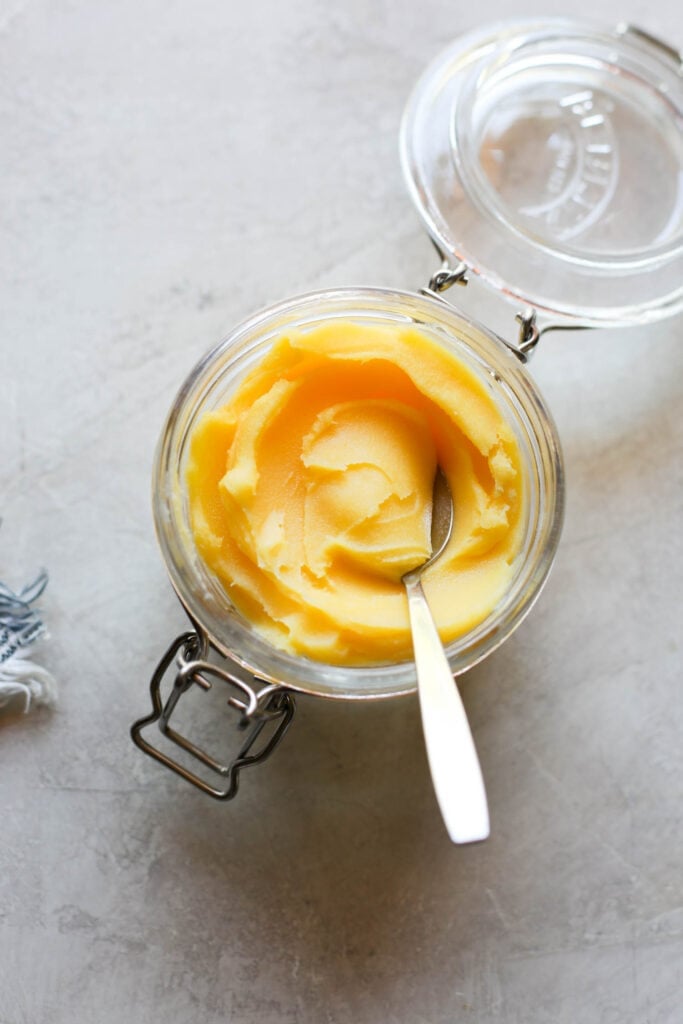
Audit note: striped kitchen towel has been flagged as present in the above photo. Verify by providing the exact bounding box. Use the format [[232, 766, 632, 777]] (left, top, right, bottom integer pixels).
[[0, 570, 56, 713]]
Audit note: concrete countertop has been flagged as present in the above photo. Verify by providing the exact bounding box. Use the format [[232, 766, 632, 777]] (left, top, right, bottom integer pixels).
[[1, 1, 682, 1021]]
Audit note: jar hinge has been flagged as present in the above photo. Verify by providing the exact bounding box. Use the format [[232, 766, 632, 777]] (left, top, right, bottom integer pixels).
[[130, 629, 296, 799], [420, 244, 541, 362]]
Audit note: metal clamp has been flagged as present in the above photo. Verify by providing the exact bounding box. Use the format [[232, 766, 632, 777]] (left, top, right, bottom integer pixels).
[[427, 261, 469, 295], [421, 247, 542, 362], [131, 630, 295, 799], [420, 240, 469, 299], [513, 309, 540, 362]]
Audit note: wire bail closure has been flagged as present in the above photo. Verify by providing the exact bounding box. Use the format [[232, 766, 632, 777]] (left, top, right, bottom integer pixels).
[[420, 244, 541, 362], [131, 629, 295, 799]]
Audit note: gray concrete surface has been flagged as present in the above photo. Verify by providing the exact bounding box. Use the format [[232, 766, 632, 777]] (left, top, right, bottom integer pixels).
[[1, 1, 682, 1021]]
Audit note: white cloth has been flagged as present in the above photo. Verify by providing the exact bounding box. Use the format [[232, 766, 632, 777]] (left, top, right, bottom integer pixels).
[[0, 570, 56, 713]]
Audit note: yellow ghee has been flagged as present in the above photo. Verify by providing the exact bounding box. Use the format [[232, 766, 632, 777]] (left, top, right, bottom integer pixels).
[[186, 320, 524, 665]]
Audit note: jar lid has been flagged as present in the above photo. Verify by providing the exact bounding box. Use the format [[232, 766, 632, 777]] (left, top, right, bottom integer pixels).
[[400, 19, 683, 326]]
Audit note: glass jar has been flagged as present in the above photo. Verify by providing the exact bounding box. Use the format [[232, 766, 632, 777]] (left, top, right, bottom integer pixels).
[[152, 287, 564, 701], [131, 16, 681, 814]]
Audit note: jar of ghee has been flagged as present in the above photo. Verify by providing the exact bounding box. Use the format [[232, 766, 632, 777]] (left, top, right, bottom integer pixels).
[[132, 19, 683, 810]]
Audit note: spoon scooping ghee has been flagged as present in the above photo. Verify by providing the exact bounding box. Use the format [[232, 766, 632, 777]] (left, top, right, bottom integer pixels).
[[402, 467, 490, 844]]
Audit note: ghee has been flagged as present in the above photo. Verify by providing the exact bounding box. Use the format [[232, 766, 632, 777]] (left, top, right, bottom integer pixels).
[[186, 320, 524, 665]]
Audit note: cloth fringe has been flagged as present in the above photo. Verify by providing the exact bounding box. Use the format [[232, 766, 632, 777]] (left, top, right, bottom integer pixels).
[[0, 570, 56, 713]]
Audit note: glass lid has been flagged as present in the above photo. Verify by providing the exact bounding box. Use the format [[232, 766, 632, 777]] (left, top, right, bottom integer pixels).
[[400, 18, 683, 326]]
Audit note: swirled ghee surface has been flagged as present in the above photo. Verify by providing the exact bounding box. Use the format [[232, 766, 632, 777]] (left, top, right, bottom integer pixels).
[[186, 321, 524, 665]]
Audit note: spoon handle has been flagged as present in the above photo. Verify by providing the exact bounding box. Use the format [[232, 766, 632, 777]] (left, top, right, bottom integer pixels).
[[404, 576, 490, 844]]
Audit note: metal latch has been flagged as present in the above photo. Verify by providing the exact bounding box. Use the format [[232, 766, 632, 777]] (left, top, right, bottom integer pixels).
[[131, 628, 295, 799], [420, 246, 541, 362]]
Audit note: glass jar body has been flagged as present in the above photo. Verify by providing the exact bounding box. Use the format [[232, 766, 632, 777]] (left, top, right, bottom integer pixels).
[[152, 287, 564, 700]]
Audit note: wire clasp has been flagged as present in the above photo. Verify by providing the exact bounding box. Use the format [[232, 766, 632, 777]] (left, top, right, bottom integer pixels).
[[131, 630, 295, 799]]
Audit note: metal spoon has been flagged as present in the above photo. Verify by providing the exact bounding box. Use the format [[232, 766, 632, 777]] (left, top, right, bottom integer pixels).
[[402, 467, 490, 844]]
